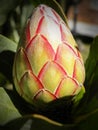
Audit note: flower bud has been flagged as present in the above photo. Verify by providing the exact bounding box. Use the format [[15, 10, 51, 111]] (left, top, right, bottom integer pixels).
[[13, 4, 85, 105]]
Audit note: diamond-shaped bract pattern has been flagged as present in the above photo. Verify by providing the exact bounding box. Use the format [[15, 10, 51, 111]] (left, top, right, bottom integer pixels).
[[13, 4, 85, 104]]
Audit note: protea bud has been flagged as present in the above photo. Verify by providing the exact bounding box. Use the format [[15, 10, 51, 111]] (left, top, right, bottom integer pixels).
[[13, 4, 85, 105]]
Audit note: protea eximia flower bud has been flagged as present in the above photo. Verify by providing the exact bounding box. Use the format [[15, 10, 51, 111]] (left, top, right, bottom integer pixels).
[[13, 4, 85, 105]]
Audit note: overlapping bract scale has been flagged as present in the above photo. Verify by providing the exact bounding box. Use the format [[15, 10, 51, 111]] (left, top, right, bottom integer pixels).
[[26, 34, 55, 75]]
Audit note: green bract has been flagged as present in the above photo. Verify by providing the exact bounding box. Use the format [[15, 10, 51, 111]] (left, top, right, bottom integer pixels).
[[13, 4, 85, 105]]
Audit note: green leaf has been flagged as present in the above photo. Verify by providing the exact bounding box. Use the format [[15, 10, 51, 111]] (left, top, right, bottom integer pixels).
[[4, 114, 75, 130], [0, 35, 17, 80], [70, 95, 98, 130], [82, 36, 98, 101], [73, 96, 98, 119], [75, 106, 98, 130], [0, 88, 21, 125], [72, 86, 98, 126], [0, 34, 17, 53], [31, 0, 68, 26], [85, 36, 98, 88]]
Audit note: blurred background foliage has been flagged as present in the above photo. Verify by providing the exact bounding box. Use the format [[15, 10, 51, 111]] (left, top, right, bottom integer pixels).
[[0, 0, 34, 43]]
